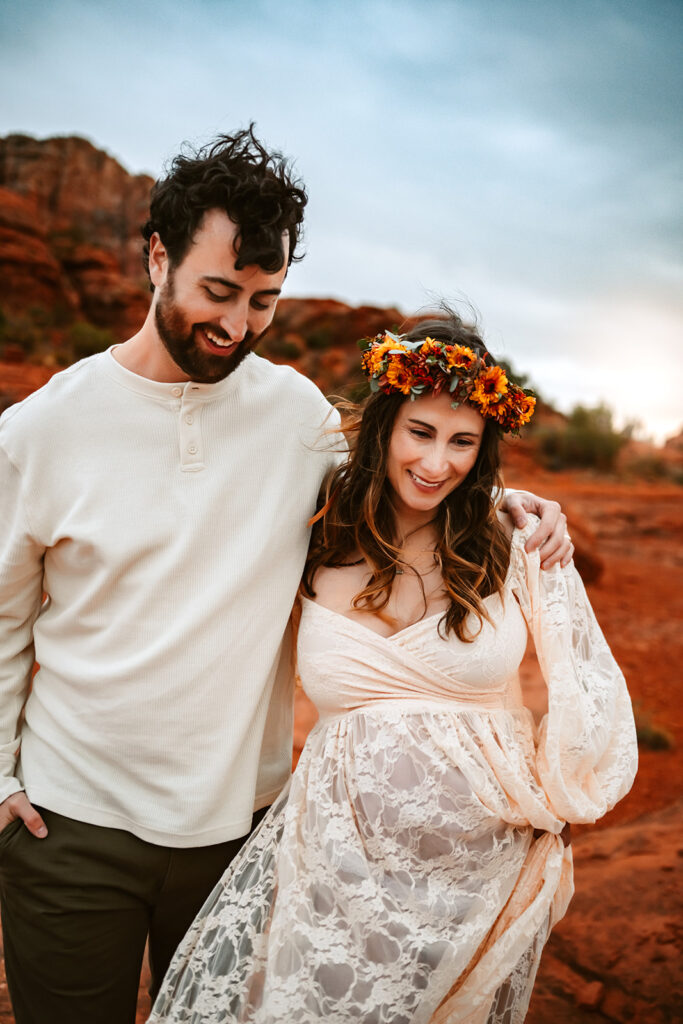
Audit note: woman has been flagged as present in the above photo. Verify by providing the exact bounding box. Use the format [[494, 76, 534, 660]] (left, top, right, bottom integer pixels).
[[149, 313, 637, 1024]]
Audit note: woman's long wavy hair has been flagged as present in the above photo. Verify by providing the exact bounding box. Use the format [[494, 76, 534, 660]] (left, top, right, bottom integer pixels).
[[302, 312, 511, 642]]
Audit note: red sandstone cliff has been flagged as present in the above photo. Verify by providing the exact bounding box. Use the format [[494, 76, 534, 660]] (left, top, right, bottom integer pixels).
[[0, 134, 153, 281], [0, 134, 151, 339]]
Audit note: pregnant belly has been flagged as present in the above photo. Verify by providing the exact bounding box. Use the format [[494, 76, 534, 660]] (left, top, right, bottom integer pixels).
[[293, 707, 533, 904]]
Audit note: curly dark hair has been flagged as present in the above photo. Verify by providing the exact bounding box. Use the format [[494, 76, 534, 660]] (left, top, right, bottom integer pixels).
[[141, 124, 307, 288]]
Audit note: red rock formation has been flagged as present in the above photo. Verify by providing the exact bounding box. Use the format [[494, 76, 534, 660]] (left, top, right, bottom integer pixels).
[[58, 243, 149, 338], [0, 186, 77, 314], [0, 134, 152, 341], [0, 133, 153, 282]]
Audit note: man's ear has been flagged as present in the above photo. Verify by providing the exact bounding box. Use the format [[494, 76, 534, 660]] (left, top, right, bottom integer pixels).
[[149, 233, 169, 289]]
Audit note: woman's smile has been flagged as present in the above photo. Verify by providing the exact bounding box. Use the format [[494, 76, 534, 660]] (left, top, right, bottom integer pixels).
[[406, 469, 448, 492]]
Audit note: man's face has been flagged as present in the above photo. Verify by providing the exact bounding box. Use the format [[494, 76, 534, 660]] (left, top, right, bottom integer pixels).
[[151, 209, 289, 384]]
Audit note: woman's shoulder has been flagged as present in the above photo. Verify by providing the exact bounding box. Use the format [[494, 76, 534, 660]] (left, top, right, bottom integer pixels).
[[310, 557, 367, 610]]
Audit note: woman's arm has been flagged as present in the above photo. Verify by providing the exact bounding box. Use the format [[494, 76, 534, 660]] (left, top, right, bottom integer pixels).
[[510, 519, 638, 824]]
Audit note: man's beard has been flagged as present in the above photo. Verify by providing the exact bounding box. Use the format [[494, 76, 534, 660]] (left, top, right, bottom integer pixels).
[[154, 276, 261, 383]]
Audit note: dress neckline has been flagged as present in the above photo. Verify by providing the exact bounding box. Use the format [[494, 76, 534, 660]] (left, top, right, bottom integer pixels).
[[301, 550, 516, 644], [300, 595, 446, 642]]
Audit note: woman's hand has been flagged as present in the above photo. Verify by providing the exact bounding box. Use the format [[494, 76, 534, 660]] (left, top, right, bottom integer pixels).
[[500, 490, 574, 569]]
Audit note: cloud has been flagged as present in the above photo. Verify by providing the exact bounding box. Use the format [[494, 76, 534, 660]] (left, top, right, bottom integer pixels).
[[0, 0, 681, 439]]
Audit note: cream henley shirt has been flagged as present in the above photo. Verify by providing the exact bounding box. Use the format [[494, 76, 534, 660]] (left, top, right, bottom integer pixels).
[[0, 349, 340, 846]]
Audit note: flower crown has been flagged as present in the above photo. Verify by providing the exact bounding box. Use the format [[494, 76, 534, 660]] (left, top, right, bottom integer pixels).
[[359, 330, 536, 435]]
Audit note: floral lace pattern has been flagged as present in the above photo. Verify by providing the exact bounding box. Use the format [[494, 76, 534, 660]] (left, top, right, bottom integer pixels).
[[149, 521, 637, 1023]]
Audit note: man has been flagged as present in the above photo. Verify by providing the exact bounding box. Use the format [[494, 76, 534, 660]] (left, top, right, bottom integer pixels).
[[0, 127, 571, 1023]]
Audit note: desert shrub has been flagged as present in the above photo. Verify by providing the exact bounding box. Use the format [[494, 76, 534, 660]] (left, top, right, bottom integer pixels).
[[633, 703, 674, 751], [624, 455, 683, 485], [66, 321, 115, 362], [266, 337, 301, 360], [0, 310, 41, 356], [537, 403, 631, 472], [26, 305, 55, 329], [629, 456, 667, 480], [306, 328, 334, 351]]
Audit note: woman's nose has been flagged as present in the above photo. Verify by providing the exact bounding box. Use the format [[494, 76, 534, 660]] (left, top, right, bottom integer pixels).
[[418, 446, 449, 477]]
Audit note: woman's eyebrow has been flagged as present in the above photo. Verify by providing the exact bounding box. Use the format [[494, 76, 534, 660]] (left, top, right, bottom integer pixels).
[[406, 418, 435, 429], [406, 418, 479, 439]]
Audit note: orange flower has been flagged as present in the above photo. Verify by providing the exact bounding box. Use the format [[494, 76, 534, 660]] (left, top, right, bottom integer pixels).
[[385, 358, 414, 394], [446, 344, 477, 370], [470, 366, 508, 408], [361, 327, 534, 433], [516, 393, 536, 425], [418, 337, 441, 358], [369, 337, 407, 374]]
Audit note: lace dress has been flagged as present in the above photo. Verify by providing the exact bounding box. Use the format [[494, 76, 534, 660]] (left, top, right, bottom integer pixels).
[[149, 522, 637, 1024]]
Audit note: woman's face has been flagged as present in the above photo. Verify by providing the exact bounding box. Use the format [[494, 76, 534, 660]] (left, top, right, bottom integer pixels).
[[386, 391, 485, 518]]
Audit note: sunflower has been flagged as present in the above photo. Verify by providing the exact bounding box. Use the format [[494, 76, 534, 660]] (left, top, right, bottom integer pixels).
[[515, 392, 536, 425], [385, 357, 414, 395], [417, 337, 442, 359], [369, 337, 407, 374], [470, 366, 509, 409], [446, 344, 477, 370]]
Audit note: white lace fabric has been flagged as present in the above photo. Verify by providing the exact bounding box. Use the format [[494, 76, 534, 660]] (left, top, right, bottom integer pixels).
[[149, 522, 637, 1023]]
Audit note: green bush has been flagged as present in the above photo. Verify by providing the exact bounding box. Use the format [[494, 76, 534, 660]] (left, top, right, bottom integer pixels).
[[66, 321, 115, 362], [0, 310, 41, 356], [538, 403, 631, 472], [634, 703, 674, 751], [266, 337, 301, 360], [626, 455, 669, 481], [306, 328, 333, 351]]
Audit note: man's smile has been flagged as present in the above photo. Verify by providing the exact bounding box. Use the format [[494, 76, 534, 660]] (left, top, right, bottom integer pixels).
[[198, 325, 239, 356]]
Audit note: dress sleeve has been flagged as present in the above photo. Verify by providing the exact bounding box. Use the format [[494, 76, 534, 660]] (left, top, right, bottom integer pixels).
[[509, 519, 637, 823], [0, 444, 44, 803]]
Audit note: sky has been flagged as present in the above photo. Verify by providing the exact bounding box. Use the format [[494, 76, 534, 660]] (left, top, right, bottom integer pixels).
[[1, 0, 681, 441]]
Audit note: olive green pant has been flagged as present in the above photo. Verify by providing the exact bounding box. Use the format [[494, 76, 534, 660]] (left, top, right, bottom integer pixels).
[[0, 804, 268, 1024]]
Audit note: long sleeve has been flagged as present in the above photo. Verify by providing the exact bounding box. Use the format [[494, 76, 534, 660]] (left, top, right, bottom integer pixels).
[[0, 444, 45, 803], [0, 353, 340, 845], [510, 520, 637, 823]]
